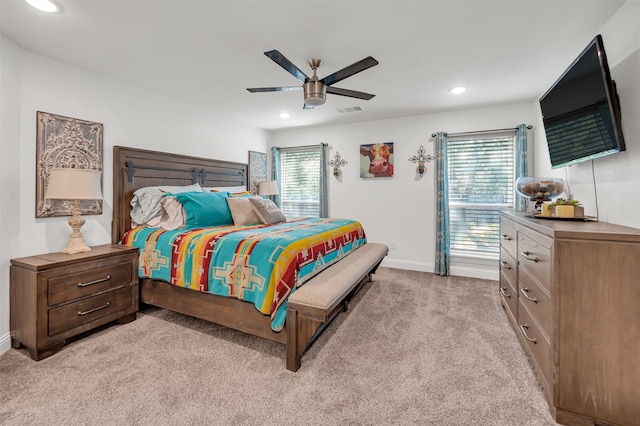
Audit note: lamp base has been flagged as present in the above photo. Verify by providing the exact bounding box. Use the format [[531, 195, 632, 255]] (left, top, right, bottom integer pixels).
[[62, 200, 91, 255]]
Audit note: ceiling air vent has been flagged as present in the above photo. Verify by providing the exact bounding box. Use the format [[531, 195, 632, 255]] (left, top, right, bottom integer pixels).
[[335, 106, 363, 114]]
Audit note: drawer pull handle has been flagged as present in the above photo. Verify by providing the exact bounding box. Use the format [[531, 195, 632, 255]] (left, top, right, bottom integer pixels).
[[500, 261, 511, 270], [78, 276, 112, 287], [521, 251, 539, 262], [78, 302, 111, 316], [501, 234, 512, 241], [520, 287, 538, 303], [499, 287, 511, 298], [519, 324, 537, 344]]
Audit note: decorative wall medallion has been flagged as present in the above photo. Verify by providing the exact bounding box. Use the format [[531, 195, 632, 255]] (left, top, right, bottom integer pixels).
[[35, 111, 103, 218], [248, 151, 267, 195]]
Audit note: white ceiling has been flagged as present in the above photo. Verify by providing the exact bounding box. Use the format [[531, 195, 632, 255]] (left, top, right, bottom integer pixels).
[[0, 0, 626, 131]]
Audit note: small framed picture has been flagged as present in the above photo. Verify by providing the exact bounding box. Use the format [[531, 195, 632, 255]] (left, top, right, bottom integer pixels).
[[359, 142, 394, 178]]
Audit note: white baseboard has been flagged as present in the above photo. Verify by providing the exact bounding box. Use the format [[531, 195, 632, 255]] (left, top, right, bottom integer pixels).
[[381, 257, 433, 272], [381, 257, 498, 281], [0, 332, 11, 356]]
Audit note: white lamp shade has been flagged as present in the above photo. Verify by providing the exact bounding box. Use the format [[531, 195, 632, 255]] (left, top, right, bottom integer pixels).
[[258, 180, 278, 196], [45, 168, 103, 200]]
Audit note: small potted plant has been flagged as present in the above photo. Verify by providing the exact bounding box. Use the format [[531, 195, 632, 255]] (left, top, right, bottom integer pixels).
[[550, 195, 584, 218]]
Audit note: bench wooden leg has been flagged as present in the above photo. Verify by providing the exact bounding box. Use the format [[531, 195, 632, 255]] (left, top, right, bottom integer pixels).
[[286, 308, 323, 372]]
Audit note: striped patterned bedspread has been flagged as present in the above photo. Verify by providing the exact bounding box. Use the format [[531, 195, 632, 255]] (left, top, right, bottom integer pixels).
[[121, 218, 366, 331]]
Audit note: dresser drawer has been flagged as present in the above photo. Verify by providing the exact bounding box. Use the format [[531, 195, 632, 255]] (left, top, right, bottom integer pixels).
[[519, 268, 551, 341], [518, 231, 552, 293], [48, 285, 134, 336], [499, 247, 517, 289], [500, 218, 518, 258], [499, 272, 518, 323], [518, 300, 551, 386], [48, 262, 134, 306]]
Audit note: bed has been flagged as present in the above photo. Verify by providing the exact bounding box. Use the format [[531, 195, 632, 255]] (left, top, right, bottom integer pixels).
[[112, 146, 386, 370]]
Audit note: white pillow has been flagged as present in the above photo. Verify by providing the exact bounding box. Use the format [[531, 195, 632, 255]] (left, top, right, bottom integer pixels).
[[157, 196, 186, 230], [130, 183, 202, 226]]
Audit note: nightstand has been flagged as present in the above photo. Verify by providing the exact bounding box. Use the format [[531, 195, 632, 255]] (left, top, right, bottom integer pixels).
[[10, 244, 139, 360]]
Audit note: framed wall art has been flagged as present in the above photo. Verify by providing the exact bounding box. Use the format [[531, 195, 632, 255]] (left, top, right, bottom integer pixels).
[[248, 150, 267, 194], [359, 142, 394, 178], [35, 111, 104, 218]]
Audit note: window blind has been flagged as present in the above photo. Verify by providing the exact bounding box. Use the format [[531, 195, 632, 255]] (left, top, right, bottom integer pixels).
[[447, 133, 515, 256], [279, 147, 321, 218]]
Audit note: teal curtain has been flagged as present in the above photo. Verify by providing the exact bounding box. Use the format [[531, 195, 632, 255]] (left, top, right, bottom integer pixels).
[[319, 143, 329, 218], [515, 124, 529, 211], [271, 146, 281, 207], [434, 132, 450, 276]]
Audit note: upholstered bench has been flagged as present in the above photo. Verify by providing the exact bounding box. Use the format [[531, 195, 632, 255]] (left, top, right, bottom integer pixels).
[[285, 242, 388, 371]]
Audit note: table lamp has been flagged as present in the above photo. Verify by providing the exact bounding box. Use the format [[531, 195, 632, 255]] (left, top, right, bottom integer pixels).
[[45, 167, 103, 254], [258, 180, 279, 197]]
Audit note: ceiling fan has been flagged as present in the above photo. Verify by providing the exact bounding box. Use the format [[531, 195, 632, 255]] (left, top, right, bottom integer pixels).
[[246, 50, 379, 109]]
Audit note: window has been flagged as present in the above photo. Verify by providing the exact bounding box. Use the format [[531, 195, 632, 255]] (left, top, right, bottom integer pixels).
[[447, 131, 515, 257], [277, 146, 325, 218]]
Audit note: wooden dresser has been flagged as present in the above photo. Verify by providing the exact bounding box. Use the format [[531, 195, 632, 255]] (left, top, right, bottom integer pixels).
[[10, 244, 139, 360], [499, 211, 640, 426]]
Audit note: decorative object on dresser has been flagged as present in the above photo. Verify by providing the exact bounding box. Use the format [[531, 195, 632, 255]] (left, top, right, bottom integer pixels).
[[514, 176, 565, 213], [408, 145, 435, 177], [10, 244, 139, 361], [499, 211, 640, 426], [45, 167, 103, 254], [328, 151, 348, 178], [35, 111, 103, 218]]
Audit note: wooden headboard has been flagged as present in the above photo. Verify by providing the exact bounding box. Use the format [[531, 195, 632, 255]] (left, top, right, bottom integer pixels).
[[112, 146, 247, 243]]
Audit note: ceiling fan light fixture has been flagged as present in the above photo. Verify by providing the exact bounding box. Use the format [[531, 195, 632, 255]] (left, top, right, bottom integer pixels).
[[25, 0, 58, 12], [449, 86, 468, 95], [304, 80, 327, 106]]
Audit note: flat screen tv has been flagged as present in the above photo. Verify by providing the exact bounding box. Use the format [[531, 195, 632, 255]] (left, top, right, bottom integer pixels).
[[540, 34, 625, 169]]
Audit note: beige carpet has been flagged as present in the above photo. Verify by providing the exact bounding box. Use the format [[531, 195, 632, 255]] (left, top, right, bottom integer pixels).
[[0, 267, 557, 425]]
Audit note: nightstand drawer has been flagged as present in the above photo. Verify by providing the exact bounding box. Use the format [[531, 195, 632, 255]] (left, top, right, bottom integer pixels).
[[48, 261, 134, 306], [48, 285, 134, 336]]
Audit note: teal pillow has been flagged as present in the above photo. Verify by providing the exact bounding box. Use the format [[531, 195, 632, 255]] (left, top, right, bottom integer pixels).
[[175, 191, 232, 228]]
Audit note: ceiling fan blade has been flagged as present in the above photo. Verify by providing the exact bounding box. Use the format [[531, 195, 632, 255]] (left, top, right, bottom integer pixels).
[[303, 103, 315, 109], [246, 86, 302, 93], [326, 86, 375, 100], [264, 50, 309, 83], [321, 56, 379, 86]]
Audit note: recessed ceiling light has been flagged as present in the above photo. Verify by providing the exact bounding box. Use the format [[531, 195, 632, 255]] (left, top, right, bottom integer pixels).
[[279, 112, 291, 119], [25, 0, 58, 13], [449, 86, 467, 95]]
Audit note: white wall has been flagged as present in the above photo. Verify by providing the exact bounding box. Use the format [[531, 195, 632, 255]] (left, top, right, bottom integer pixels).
[[0, 36, 269, 355], [270, 103, 538, 279], [533, 1, 640, 228]]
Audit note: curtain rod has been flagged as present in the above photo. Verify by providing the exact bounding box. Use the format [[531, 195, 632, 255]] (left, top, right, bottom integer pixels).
[[271, 143, 328, 150], [431, 125, 533, 138]]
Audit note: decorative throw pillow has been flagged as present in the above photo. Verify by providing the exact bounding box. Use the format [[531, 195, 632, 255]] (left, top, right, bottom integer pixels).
[[228, 191, 253, 198], [203, 185, 248, 193], [249, 197, 287, 225], [174, 191, 233, 228], [226, 197, 261, 226]]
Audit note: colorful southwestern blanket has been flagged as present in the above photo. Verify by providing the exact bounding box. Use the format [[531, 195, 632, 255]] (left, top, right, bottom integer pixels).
[[121, 218, 366, 331]]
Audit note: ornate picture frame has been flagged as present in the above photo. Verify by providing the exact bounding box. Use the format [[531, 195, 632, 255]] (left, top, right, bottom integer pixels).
[[35, 111, 104, 218], [248, 151, 267, 195]]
